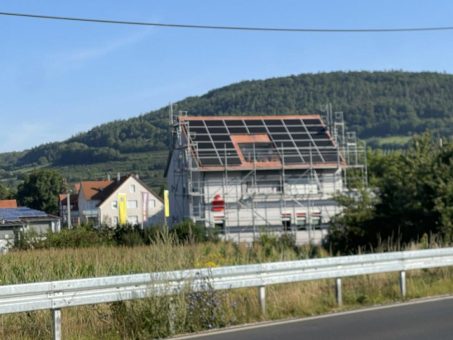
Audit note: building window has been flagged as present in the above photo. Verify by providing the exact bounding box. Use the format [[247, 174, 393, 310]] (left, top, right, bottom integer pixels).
[[113, 217, 119, 225], [149, 199, 156, 208], [130, 184, 136, 193], [127, 200, 138, 209], [111, 201, 118, 209]]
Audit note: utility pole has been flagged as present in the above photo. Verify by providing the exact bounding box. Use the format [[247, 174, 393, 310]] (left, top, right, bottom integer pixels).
[[66, 183, 72, 229]]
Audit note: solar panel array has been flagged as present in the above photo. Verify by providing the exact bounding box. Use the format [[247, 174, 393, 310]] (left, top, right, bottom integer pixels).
[[0, 207, 48, 221], [185, 117, 339, 168]]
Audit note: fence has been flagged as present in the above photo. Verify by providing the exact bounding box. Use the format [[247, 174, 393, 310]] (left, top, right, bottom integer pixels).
[[2, 247, 453, 339]]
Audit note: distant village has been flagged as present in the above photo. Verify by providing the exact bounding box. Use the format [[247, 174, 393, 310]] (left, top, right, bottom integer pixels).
[[0, 173, 164, 252]]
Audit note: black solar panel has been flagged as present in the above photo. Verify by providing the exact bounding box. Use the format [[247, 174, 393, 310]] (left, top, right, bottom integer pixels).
[[224, 120, 245, 126], [184, 116, 339, 168], [227, 126, 248, 133], [247, 126, 267, 133], [263, 119, 283, 126], [270, 133, 291, 141], [188, 120, 204, 127], [207, 127, 228, 134], [268, 126, 287, 133], [205, 120, 225, 127]]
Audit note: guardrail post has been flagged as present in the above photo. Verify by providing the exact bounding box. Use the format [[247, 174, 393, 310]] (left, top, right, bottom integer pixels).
[[258, 286, 266, 314], [399, 271, 406, 297], [335, 278, 342, 306], [52, 308, 62, 340], [169, 298, 176, 335]]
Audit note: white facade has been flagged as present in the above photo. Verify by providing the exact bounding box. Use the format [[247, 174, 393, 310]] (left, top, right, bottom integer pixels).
[[77, 176, 164, 227], [98, 176, 164, 227]]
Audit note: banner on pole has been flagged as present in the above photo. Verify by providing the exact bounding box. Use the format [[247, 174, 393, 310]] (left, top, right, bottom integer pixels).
[[118, 193, 127, 225], [164, 190, 170, 218]]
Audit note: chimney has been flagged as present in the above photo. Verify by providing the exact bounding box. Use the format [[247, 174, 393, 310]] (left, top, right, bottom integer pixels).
[[136, 173, 140, 179], [117, 172, 120, 181], [107, 173, 111, 181]]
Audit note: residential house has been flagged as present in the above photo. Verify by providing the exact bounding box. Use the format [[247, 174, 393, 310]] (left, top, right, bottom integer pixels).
[[0, 207, 61, 251], [77, 174, 164, 227]]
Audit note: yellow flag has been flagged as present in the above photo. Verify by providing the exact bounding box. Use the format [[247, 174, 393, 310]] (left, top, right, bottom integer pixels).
[[118, 193, 127, 224], [164, 190, 170, 218]]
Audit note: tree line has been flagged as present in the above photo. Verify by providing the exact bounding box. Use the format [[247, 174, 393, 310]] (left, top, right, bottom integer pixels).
[[327, 133, 453, 253], [4, 71, 453, 171]]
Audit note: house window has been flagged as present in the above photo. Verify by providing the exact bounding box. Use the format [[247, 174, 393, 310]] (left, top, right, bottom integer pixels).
[[128, 216, 139, 225], [127, 200, 138, 209], [113, 217, 119, 225], [149, 199, 156, 208], [112, 201, 118, 209], [130, 184, 136, 193]]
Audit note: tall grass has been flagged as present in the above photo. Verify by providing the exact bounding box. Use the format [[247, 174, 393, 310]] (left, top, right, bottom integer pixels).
[[1, 234, 453, 339]]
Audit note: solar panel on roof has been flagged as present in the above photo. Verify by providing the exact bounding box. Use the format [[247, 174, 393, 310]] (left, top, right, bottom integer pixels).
[[244, 120, 264, 126], [307, 126, 325, 133], [270, 133, 291, 141], [263, 119, 283, 126], [205, 120, 225, 127], [228, 126, 248, 133], [247, 126, 266, 133], [303, 119, 322, 125], [224, 120, 245, 126], [0, 207, 48, 221], [185, 116, 340, 168], [267, 126, 287, 133], [207, 127, 228, 134], [287, 125, 304, 132], [285, 119, 302, 125], [188, 121, 204, 127]]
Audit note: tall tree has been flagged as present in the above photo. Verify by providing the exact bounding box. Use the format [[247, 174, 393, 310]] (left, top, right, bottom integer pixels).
[[16, 169, 64, 215], [0, 183, 10, 200]]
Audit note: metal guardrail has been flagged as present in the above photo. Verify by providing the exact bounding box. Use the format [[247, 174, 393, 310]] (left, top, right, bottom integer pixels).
[[2, 247, 453, 339]]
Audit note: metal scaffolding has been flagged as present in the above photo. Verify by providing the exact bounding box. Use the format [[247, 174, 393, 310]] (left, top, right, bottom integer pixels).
[[168, 109, 367, 242]]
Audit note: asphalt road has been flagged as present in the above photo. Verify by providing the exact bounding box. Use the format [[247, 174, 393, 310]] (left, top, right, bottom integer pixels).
[[179, 296, 453, 340]]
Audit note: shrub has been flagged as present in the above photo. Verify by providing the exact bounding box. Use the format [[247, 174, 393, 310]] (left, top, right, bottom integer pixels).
[[170, 220, 207, 244]]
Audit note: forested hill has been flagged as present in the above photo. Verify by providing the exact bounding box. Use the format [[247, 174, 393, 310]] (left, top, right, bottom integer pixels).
[[2, 71, 453, 186]]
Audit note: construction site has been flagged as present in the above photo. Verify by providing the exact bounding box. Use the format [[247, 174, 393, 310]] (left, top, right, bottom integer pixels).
[[165, 105, 367, 244]]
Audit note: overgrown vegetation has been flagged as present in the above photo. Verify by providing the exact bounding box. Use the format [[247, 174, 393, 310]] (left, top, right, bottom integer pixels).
[[326, 133, 453, 253], [12, 221, 220, 250]]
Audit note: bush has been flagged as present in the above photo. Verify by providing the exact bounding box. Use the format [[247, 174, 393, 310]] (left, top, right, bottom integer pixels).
[[170, 220, 208, 244], [14, 225, 112, 250]]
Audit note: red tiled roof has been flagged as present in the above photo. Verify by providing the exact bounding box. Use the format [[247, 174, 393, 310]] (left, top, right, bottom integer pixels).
[[0, 200, 17, 208], [79, 180, 113, 201], [80, 174, 163, 206]]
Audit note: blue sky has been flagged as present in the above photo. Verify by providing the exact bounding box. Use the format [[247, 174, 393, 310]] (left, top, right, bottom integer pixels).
[[1, 0, 453, 152]]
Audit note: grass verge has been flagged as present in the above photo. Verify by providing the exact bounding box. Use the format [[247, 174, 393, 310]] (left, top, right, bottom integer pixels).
[[1, 240, 452, 339]]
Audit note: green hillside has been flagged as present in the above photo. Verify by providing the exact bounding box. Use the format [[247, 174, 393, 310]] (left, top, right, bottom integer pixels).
[[2, 71, 453, 189]]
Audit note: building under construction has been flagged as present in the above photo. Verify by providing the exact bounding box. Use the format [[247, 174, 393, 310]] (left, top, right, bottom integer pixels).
[[165, 109, 366, 242]]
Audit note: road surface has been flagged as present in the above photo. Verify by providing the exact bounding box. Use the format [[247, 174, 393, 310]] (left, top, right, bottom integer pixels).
[[177, 296, 453, 340]]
